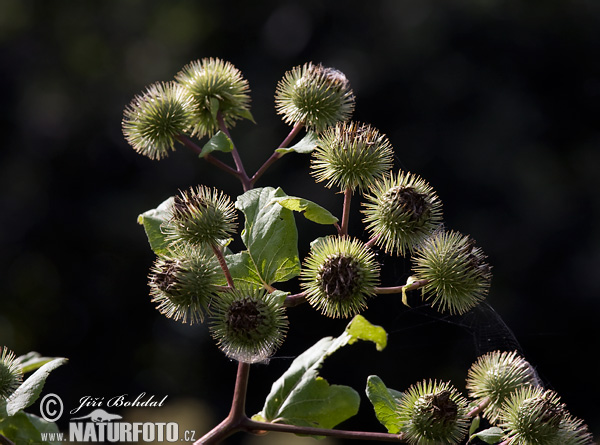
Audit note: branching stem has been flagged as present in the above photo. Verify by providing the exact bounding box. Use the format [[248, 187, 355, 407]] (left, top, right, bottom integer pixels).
[[217, 114, 252, 191], [177, 135, 239, 177], [196, 360, 409, 444], [251, 122, 304, 186]]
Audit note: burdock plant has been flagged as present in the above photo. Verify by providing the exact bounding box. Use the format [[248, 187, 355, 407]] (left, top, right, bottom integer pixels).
[[125, 58, 594, 444]]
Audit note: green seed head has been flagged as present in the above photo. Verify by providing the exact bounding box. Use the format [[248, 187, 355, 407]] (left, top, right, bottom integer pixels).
[[176, 58, 251, 137], [122, 81, 195, 160], [397, 380, 469, 445], [311, 121, 394, 192], [210, 286, 288, 363], [165, 185, 237, 249], [412, 230, 492, 315], [363, 171, 443, 255], [466, 350, 540, 424], [0, 347, 23, 400], [275, 62, 355, 132], [498, 387, 593, 444], [300, 236, 380, 318], [148, 245, 221, 324]]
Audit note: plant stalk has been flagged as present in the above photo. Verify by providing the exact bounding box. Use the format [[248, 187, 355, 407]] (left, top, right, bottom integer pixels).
[[195, 361, 251, 445], [251, 122, 304, 186], [211, 244, 235, 289], [340, 187, 353, 236], [177, 135, 239, 177], [217, 113, 252, 191], [374, 279, 430, 294], [243, 418, 407, 442]]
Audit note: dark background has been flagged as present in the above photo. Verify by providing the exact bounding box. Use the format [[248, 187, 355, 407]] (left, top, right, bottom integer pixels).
[[1, 1, 599, 443]]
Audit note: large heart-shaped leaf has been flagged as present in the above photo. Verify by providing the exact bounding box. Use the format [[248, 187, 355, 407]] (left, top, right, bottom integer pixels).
[[233, 187, 300, 287], [254, 316, 387, 430]]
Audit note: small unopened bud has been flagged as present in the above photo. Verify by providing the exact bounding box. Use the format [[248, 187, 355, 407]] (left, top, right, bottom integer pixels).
[[300, 236, 380, 318], [275, 62, 355, 132]]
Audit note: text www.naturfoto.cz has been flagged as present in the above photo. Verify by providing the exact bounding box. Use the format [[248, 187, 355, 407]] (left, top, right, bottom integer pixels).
[[40, 422, 195, 442]]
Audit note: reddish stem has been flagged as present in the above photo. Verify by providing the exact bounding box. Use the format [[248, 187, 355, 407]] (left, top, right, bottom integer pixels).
[[211, 244, 234, 289], [251, 123, 304, 186], [177, 135, 239, 177], [340, 188, 353, 236], [374, 279, 430, 295], [216, 113, 252, 191]]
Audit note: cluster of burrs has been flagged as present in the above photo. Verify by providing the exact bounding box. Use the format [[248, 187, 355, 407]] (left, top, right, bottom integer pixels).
[[122, 59, 592, 444], [381, 350, 591, 444]]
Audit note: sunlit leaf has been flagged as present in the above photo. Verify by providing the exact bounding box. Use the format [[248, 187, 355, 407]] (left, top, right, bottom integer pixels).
[[365, 375, 404, 434], [270, 196, 338, 225], [255, 316, 387, 431], [276, 131, 318, 155]]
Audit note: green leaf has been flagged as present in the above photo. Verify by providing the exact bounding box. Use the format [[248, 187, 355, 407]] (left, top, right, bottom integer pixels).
[[270, 196, 338, 225], [6, 358, 67, 416], [469, 415, 481, 437], [15, 352, 57, 374], [365, 375, 404, 434], [255, 315, 387, 431], [0, 411, 60, 445], [234, 107, 256, 123], [346, 315, 387, 351], [209, 97, 220, 122], [235, 187, 300, 287], [199, 131, 234, 158], [470, 426, 504, 444], [276, 131, 318, 155], [137, 196, 174, 255]]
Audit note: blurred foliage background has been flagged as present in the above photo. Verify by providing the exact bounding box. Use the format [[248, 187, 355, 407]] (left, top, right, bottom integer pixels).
[[1, 0, 599, 443]]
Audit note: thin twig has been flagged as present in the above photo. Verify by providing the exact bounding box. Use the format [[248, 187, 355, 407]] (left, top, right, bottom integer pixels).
[[211, 244, 235, 288], [283, 292, 307, 307], [243, 418, 407, 442], [374, 279, 430, 295], [195, 362, 251, 445], [467, 397, 490, 417], [251, 122, 304, 186], [365, 234, 380, 248], [176, 135, 239, 177], [340, 188, 353, 236], [217, 113, 252, 191]]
